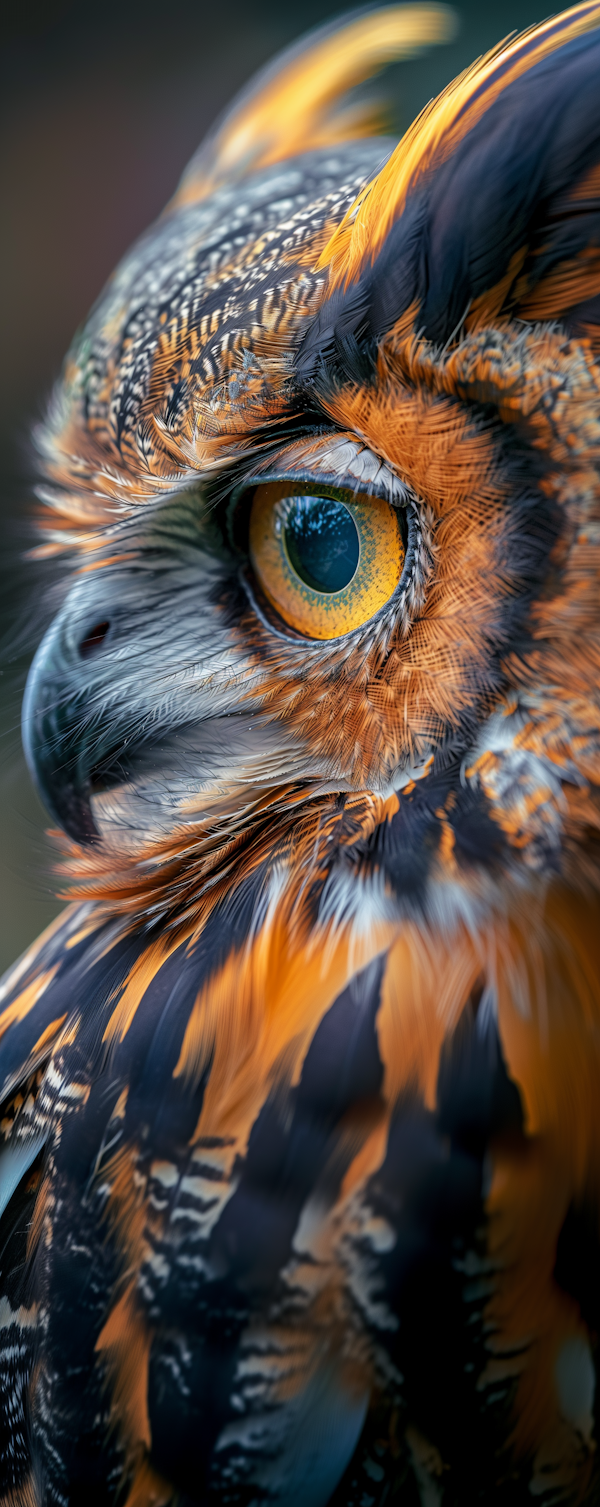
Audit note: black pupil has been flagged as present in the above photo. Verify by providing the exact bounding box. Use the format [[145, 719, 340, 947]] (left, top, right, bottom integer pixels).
[[283, 495, 360, 593]]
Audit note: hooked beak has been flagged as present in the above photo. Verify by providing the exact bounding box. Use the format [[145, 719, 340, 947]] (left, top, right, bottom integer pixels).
[[22, 610, 115, 845]]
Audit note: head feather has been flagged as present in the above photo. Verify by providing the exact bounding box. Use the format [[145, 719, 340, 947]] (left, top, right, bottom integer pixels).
[[319, 0, 600, 291]]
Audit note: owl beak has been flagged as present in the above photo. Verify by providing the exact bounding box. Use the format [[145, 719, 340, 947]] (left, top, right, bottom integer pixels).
[[22, 613, 101, 845]]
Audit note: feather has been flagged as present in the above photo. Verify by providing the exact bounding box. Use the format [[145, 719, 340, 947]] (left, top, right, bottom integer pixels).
[[171, 4, 456, 207], [301, 0, 600, 367]]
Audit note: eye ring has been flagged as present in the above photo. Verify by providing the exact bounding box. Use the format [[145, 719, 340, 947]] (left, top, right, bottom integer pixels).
[[247, 480, 405, 640]]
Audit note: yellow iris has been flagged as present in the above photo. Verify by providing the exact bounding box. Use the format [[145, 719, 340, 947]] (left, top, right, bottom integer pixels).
[[248, 481, 405, 639]]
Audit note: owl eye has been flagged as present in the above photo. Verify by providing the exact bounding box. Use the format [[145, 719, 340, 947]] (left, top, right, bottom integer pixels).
[[247, 480, 405, 639]]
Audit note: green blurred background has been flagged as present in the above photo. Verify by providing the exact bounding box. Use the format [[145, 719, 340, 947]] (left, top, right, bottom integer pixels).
[[0, 0, 553, 972]]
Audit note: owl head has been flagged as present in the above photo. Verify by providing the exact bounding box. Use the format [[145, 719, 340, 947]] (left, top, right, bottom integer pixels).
[[21, 0, 600, 940]]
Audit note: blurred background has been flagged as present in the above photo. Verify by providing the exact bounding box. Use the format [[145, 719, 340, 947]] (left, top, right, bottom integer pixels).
[[0, 0, 553, 971]]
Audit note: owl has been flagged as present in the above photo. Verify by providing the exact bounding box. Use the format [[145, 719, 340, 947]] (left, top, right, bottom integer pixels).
[[3, 2, 600, 1502]]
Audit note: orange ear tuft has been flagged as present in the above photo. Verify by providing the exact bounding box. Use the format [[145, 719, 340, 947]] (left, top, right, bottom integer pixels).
[[170, 3, 456, 208], [320, 0, 600, 290]]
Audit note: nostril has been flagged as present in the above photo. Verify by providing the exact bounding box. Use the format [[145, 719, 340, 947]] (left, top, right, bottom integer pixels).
[[79, 621, 110, 658]]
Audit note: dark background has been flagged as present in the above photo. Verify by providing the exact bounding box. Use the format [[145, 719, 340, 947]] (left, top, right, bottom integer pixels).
[[0, 0, 551, 972]]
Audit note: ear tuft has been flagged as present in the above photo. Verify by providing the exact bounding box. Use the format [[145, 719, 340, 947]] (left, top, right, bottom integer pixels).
[[319, 0, 600, 298], [170, 4, 456, 209], [297, 0, 600, 364]]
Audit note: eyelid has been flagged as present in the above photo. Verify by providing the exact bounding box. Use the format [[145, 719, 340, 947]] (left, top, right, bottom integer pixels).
[[230, 433, 412, 507], [227, 436, 412, 554]]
